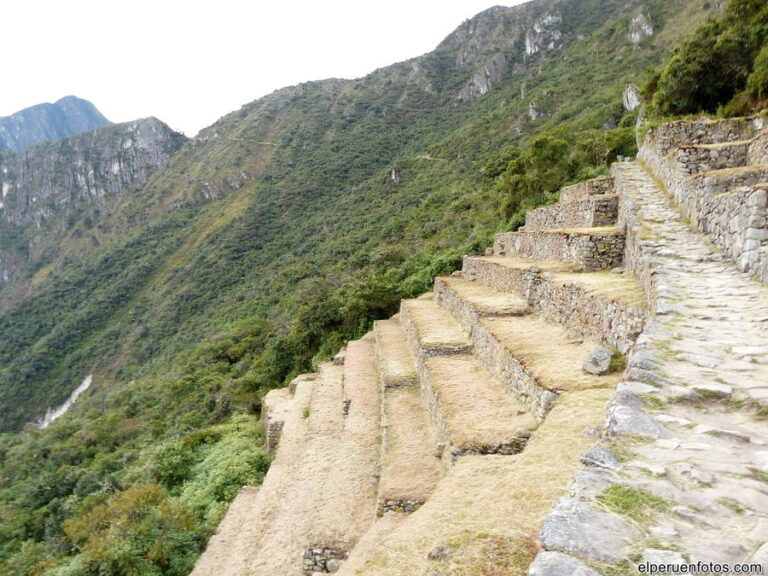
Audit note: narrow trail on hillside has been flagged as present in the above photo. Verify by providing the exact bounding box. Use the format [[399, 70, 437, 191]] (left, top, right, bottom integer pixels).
[[609, 161, 768, 564]]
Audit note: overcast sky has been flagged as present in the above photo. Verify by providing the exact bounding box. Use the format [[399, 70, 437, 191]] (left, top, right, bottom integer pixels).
[[4, 1, 527, 136]]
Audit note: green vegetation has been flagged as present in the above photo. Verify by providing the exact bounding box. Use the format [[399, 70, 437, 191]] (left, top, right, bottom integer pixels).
[[0, 0, 720, 572], [598, 485, 671, 524], [648, 0, 768, 116]]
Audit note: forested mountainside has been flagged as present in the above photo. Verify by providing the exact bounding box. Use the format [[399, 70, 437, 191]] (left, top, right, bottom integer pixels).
[[0, 0, 732, 573], [0, 96, 111, 152]]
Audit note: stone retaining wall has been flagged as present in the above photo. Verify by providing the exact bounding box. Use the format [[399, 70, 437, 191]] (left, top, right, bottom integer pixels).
[[376, 498, 424, 516], [493, 230, 625, 271], [672, 142, 749, 176], [748, 129, 768, 164], [398, 300, 472, 358], [641, 117, 757, 158], [640, 119, 768, 282], [461, 258, 647, 355], [613, 163, 659, 308], [559, 176, 614, 204], [525, 195, 619, 231], [468, 319, 558, 421], [302, 547, 347, 574]]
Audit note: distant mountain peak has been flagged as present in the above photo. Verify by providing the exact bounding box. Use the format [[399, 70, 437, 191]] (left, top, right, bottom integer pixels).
[[0, 96, 111, 151]]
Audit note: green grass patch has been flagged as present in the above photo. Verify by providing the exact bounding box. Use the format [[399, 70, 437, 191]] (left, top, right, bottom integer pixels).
[[598, 485, 671, 524]]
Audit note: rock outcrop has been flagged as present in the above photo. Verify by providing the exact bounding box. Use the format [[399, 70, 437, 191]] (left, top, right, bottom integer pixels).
[[0, 117, 186, 227]]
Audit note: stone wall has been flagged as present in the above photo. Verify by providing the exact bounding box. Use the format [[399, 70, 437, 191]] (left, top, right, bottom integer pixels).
[[461, 258, 647, 355], [377, 498, 424, 516], [558, 176, 614, 204], [261, 389, 289, 456], [468, 318, 558, 421], [525, 195, 619, 231], [672, 142, 749, 176], [639, 119, 768, 282], [641, 117, 757, 159], [613, 163, 659, 308], [748, 129, 768, 164], [493, 230, 625, 271], [302, 547, 347, 574]]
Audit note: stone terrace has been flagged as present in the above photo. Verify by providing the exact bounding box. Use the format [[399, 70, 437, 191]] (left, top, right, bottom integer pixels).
[[192, 115, 768, 576]]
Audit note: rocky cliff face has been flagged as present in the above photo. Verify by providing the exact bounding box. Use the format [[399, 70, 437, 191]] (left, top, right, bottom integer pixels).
[[0, 117, 186, 227], [0, 96, 111, 151], [0, 117, 186, 289]]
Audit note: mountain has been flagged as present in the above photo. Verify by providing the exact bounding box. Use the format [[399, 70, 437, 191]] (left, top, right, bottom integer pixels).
[[0, 0, 724, 573], [0, 96, 111, 152]]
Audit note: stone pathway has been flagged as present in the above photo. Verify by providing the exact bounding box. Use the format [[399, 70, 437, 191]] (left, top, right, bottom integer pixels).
[[598, 162, 768, 565]]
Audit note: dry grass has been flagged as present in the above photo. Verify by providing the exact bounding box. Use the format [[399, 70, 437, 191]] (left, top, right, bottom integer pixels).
[[191, 379, 314, 576], [424, 355, 537, 449], [545, 225, 622, 236], [379, 386, 443, 501], [204, 349, 380, 575], [476, 256, 648, 309], [481, 316, 623, 393], [426, 532, 539, 576], [261, 387, 292, 422], [338, 515, 409, 574], [374, 319, 418, 387], [696, 139, 754, 149], [337, 388, 613, 576], [437, 276, 529, 316], [698, 163, 768, 180], [402, 297, 471, 349], [482, 255, 578, 272], [555, 271, 648, 308]]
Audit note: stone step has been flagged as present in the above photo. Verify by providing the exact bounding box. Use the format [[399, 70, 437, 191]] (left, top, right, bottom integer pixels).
[[373, 319, 418, 388], [644, 116, 758, 158], [454, 297, 623, 418], [418, 353, 537, 461], [558, 175, 614, 204], [308, 362, 346, 436], [524, 194, 619, 231], [399, 295, 472, 358], [492, 227, 625, 271], [191, 377, 315, 576], [433, 275, 530, 331], [461, 256, 647, 354], [378, 384, 443, 515], [303, 338, 382, 570], [262, 387, 293, 456], [687, 163, 768, 192], [248, 351, 379, 575], [671, 140, 751, 176], [263, 373, 318, 455], [334, 388, 613, 576]]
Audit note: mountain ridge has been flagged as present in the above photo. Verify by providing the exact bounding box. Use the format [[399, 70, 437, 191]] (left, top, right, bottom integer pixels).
[[0, 1, 728, 574], [0, 96, 111, 152]]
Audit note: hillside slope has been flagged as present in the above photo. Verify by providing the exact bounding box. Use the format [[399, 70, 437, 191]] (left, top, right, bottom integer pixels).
[[0, 0, 721, 574]]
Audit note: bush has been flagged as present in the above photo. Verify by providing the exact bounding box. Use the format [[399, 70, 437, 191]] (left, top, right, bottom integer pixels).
[[748, 45, 768, 100]]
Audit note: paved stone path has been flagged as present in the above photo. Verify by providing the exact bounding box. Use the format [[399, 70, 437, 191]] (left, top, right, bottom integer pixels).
[[606, 161, 768, 565]]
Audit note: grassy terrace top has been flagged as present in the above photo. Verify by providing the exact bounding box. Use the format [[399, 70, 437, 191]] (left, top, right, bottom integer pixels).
[[478, 256, 648, 309], [436, 276, 529, 316], [341, 388, 614, 575], [481, 315, 623, 393], [498, 225, 623, 236]]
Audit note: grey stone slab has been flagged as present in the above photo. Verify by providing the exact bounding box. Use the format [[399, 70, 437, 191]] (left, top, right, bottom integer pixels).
[[607, 404, 668, 439], [528, 551, 600, 576], [540, 498, 642, 563]]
